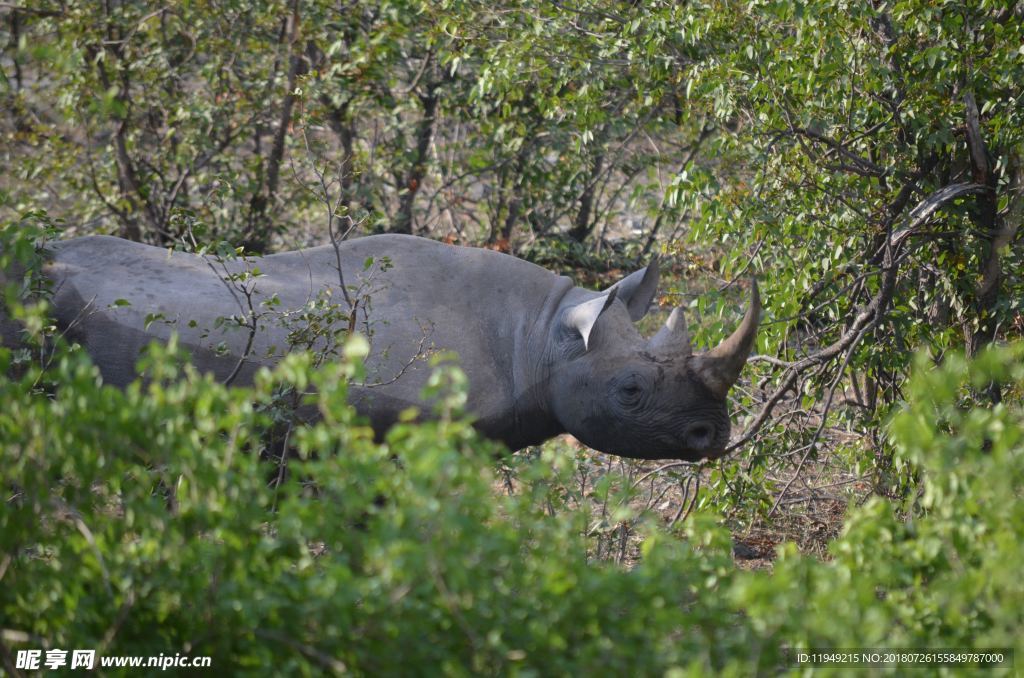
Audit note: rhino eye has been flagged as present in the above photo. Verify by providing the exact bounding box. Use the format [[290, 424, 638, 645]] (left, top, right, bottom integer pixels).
[[617, 381, 643, 405]]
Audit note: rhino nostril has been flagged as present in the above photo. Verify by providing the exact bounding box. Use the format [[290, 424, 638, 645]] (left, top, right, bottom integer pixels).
[[686, 424, 713, 447]]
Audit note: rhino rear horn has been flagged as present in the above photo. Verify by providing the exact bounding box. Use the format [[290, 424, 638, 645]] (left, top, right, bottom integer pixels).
[[607, 256, 660, 321], [648, 305, 692, 356], [696, 280, 761, 397]]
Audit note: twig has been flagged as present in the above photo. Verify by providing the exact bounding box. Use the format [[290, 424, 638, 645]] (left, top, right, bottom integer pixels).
[[254, 629, 347, 674], [730, 181, 984, 454], [670, 474, 700, 526], [768, 317, 871, 516]]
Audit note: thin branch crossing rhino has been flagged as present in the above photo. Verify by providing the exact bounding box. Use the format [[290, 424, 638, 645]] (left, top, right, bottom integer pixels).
[[37, 234, 759, 460]]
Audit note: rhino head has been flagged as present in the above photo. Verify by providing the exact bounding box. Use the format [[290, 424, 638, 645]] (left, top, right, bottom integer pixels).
[[548, 260, 760, 461]]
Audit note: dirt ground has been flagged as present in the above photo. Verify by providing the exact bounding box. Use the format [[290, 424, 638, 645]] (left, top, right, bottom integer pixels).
[[494, 433, 871, 571]]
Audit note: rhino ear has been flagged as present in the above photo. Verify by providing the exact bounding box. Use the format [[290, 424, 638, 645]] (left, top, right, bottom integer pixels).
[[606, 256, 659, 322], [565, 288, 619, 351]]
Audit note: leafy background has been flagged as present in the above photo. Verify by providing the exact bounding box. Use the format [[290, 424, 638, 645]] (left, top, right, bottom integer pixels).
[[2, 0, 1023, 674]]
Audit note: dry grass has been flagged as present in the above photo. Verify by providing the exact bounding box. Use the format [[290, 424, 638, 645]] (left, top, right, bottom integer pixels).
[[493, 432, 872, 571]]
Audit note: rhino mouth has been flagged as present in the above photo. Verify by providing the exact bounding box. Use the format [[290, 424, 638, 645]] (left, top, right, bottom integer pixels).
[[576, 415, 731, 461], [666, 446, 725, 462], [656, 425, 730, 461], [689, 445, 728, 461], [612, 438, 729, 462]]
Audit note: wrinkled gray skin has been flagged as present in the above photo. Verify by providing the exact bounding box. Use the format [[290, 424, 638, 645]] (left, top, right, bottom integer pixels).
[[36, 234, 759, 460]]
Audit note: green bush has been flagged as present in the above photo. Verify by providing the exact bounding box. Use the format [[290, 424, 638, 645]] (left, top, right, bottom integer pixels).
[[2, 233, 1022, 673], [0, 331, 750, 675], [728, 347, 1024, 672]]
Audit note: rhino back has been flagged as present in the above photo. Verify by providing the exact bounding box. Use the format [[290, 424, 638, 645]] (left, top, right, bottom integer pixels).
[[44, 234, 570, 438], [287, 235, 571, 434]]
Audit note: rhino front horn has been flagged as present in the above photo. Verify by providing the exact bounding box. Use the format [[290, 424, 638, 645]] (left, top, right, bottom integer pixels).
[[696, 280, 761, 398]]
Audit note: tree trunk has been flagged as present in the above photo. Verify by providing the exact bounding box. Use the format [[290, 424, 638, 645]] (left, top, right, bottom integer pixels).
[[567, 152, 604, 243], [244, 0, 304, 252], [393, 80, 440, 235]]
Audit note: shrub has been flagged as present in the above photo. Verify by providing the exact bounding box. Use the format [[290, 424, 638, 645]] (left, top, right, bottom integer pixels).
[[2, 220, 1022, 674]]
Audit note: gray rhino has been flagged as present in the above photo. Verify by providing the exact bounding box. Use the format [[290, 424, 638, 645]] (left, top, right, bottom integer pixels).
[[30, 233, 758, 460]]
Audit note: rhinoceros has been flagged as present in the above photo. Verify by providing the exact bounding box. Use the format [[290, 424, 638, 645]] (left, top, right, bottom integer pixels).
[[27, 233, 758, 460]]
